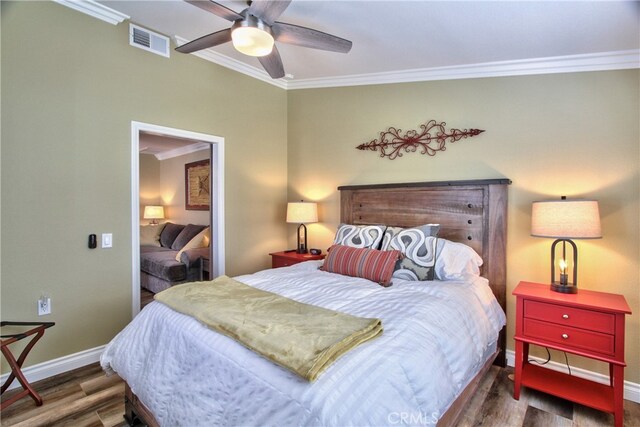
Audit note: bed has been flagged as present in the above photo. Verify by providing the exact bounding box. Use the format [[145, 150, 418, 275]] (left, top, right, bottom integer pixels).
[[102, 178, 511, 427]]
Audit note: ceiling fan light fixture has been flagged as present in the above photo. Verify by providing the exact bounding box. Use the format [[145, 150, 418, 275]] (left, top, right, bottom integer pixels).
[[179, 1, 353, 79], [231, 16, 274, 57]]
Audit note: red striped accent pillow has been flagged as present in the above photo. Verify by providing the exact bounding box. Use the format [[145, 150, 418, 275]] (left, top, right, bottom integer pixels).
[[321, 245, 401, 287]]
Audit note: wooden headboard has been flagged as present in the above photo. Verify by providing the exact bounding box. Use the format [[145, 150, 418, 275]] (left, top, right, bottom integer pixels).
[[338, 178, 511, 365]]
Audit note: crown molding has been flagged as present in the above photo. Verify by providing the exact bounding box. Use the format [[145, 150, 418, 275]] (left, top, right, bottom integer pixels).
[[174, 36, 287, 89], [287, 49, 640, 90], [51, 0, 640, 90], [152, 142, 210, 161], [172, 42, 638, 91], [53, 0, 129, 25], [49, 3, 639, 88]]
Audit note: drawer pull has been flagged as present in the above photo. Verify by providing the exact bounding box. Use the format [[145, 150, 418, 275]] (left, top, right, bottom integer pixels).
[[562, 333, 569, 339], [562, 314, 569, 319]]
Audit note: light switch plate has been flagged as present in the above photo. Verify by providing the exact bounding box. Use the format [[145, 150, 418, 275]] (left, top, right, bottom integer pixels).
[[102, 233, 113, 248]]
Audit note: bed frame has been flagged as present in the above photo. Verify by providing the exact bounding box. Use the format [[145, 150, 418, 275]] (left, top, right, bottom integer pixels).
[[339, 178, 510, 426], [124, 178, 511, 427]]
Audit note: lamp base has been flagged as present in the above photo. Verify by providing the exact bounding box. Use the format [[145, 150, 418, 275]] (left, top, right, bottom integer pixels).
[[551, 282, 578, 294], [296, 223, 308, 254]]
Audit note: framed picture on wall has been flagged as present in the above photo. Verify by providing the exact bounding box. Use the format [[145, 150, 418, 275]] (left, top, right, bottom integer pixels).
[[185, 159, 210, 210]]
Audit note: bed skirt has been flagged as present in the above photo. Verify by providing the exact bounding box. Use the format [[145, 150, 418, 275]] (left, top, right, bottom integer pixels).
[[123, 349, 499, 427]]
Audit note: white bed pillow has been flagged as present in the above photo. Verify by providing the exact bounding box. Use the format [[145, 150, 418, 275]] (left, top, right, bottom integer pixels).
[[435, 239, 483, 280]]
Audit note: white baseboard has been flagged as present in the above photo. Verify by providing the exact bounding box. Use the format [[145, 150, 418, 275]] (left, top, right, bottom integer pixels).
[[506, 349, 640, 403], [1, 345, 105, 391]]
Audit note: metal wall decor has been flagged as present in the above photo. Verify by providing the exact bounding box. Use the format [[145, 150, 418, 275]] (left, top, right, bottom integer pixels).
[[356, 119, 485, 160]]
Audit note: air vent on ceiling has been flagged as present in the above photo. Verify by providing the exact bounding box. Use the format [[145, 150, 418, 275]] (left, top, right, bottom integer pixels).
[[129, 23, 170, 58]]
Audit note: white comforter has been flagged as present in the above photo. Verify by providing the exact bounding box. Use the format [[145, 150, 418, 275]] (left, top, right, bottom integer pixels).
[[101, 261, 505, 426]]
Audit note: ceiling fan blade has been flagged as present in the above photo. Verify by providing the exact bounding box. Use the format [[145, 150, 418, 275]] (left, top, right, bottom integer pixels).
[[185, 0, 243, 22], [272, 22, 352, 53], [258, 46, 285, 79], [176, 29, 232, 53], [248, 0, 292, 25]]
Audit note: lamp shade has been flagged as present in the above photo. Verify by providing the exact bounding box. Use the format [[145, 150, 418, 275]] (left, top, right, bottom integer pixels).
[[531, 199, 601, 239], [286, 202, 318, 224], [143, 205, 165, 220]]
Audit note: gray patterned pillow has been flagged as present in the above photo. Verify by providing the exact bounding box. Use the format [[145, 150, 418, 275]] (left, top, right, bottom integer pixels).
[[381, 224, 440, 281], [380, 224, 440, 250], [332, 224, 386, 249]]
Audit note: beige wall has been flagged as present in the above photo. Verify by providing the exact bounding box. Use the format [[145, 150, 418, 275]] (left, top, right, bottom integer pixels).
[[139, 150, 211, 226], [159, 150, 210, 226], [2, 1, 638, 388], [287, 71, 640, 383], [1, 1, 287, 370], [139, 153, 162, 218]]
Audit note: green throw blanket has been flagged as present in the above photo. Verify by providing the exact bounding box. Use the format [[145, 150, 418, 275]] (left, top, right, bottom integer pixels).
[[154, 275, 383, 381]]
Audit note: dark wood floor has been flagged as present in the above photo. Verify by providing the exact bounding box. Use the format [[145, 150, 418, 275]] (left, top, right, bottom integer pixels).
[[0, 364, 126, 427], [2, 363, 639, 426], [458, 366, 640, 427], [140, 288, 154, 309]]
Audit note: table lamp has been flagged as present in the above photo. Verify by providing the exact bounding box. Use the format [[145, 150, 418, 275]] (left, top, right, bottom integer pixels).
[[286, 201, 318, 254], [531, 196, 601, 294], [143, 205, 165, 225]]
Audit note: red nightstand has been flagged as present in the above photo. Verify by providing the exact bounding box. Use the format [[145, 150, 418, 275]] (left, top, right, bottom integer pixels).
[[269, 251, 325, 268], [513, 281, 631, 427]]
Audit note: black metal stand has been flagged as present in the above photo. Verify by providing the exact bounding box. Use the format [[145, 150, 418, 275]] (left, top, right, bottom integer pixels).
[[550, 239, 578, 294], [296, 223, 308, 254]]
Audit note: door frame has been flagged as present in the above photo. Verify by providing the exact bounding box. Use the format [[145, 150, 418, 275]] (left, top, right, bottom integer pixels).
[[131, 121, 225, 317]]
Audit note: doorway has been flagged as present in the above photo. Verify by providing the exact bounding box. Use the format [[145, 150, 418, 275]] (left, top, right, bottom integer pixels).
[[131, 121, 225, 317]]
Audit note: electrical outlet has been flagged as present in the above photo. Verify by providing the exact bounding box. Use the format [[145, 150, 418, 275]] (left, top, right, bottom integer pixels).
[[38, 296, 51, 316]]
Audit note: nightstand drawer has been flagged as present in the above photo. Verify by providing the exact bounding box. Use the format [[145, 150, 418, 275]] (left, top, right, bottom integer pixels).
[[523, 318, 614, 356], [272, 257, 297, 268], [524, 300, 615, 334], [270, 251, 325, 269]]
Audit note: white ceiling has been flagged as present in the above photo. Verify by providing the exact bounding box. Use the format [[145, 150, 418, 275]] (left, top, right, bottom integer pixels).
[[140, 132, 209, 159], [94, 1, 639, 88]]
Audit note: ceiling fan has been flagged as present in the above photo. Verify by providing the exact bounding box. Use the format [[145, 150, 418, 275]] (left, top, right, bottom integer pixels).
[[176, 0, 353, 79]]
